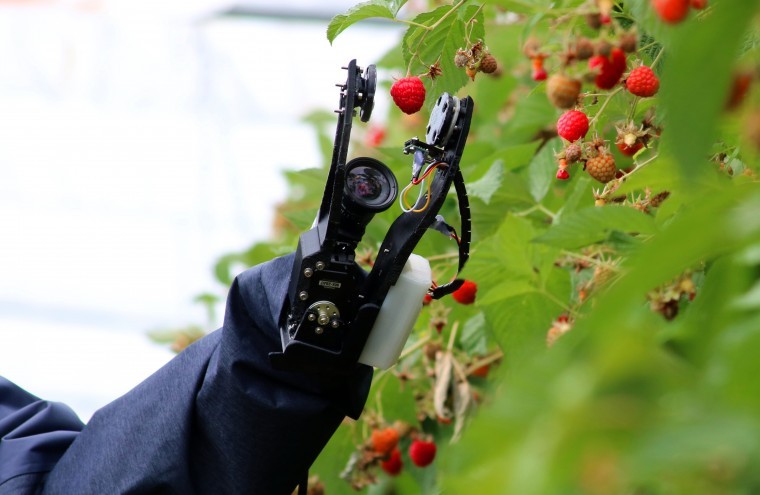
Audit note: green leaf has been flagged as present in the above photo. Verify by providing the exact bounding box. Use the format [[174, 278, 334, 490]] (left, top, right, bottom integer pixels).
[[401, 5, 484, 105], [527, 144, 555, 202], [327, 1, 395, 44], [460, 312, 489, 355], [534, 205, 658, 249], [660, 1, 760, 179], [467, 160, 504, 204]]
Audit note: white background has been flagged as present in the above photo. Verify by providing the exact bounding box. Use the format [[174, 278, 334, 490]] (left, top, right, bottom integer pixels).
[[0, 0, 401, 421]]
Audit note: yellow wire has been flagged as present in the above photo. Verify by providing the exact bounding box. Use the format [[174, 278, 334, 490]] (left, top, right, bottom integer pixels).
[[412, 179, 432, 213]]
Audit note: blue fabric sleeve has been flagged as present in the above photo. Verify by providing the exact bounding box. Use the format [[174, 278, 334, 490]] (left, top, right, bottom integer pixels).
[[38, 253, 373, 494], [0, 377, 83, 493]]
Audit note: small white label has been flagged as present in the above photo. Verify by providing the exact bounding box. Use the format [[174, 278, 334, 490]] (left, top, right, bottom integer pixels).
[[319, 280, 342, 289]]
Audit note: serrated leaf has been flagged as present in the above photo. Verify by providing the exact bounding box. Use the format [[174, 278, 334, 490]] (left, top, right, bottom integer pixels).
[[467, 160, 504, 204], [528, 144, 555, 202], [477, 279, 535, 305], [327, 1, 395, 44], [459, 312, 488, 355], [534, 205, 657, 249], [401, 5, 484, 106]]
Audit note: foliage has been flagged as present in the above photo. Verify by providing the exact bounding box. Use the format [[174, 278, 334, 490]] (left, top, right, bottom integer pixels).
[[161, 1, 760, 493]]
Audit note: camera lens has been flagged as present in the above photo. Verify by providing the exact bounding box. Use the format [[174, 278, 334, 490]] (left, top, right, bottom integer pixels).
[[344, 158, 397, 211]]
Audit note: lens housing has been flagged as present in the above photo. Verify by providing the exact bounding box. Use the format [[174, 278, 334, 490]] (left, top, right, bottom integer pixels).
[[337, 157, 398, 246], [343, 157, 397, 212]]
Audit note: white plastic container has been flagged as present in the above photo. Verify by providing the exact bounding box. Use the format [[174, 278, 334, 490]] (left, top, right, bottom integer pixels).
[[359, 254, 432, 369]]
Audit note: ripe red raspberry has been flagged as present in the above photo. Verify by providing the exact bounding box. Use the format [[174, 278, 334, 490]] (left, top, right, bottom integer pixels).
[[588, 48, 627, 90], [371, 427, 400, 455], [409, 439, 437, 467], [390, 76, 426, 115], [586, 152, 617, 183], [452, 280, 477, 305], [616, 140, 644, 156], [557, 110, 589, 142], [380, 447, 403, 476], [625, 66, 660, 97], [652, 0, 689, 24], [556, 168, 570, 180]]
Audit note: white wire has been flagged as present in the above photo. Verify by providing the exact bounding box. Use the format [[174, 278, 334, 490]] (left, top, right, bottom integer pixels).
[[399, 179, 426, 213]]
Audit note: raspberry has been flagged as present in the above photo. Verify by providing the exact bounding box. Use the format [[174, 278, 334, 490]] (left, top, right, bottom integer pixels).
[[532, 56, 547, 81], [371, 427, 400, 455], [690, 0, 707, 8], [726, 72, 753, 111], [652, 0, 689, 24], [390, 76, 426, 115], [588, 48, 627, 90], [556, 168, 570, 180], [625, 66, 660, 97], [575, 37, 595, 60], [409, 439, 437, 467], [565, 143, 583, 163], [586, 152, 617, 183], [380, 448, 403, 476], [557, 110, 589, 142], [479, 53, 498, 74], [454, 49, 469, 68], [546, 74, 582, 109], [618, 32, 638, 53], [452, 280, 477, 305], [365, 126, 386, 147], [616, 140, 644, 156]]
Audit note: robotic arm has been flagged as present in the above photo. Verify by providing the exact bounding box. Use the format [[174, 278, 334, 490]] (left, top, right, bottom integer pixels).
[[0, 60, 474, 495]]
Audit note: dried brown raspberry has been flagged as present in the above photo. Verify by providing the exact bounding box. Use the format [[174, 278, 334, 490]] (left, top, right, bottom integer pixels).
[[546, 73, 582, 109], [596, 40, 612, 57], [454, 49, 469, 68], [586, 152, 617, 183], [575, 37, 595, 60], [565, 143, 582, 163], [618, 31, 638, 53], [586, 12, 602, 29], [523, 37, 541, 58], [479, 53, 498, 74]]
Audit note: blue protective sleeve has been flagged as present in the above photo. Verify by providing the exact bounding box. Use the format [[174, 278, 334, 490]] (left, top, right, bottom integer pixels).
[[2, 254, 372, 494], [0, 378, 83, 493]]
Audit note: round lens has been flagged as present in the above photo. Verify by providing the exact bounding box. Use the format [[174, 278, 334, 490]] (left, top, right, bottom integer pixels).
[[346, 165, 391, 206]]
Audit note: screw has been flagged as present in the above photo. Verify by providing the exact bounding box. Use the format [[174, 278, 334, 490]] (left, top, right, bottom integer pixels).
[[315, 327, 324, 335], [303, 268, 313, 278], [315, 261, 326, 270], [308, 313, 316, 321], [331, 320, 340, 328], [299, 291, 308, 301]]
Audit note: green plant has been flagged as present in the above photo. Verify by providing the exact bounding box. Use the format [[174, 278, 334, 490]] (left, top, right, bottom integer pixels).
[[161, 1, 760, 493]]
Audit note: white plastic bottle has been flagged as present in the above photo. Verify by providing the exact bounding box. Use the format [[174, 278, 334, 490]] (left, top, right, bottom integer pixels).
[[359, 254, 432, 369]]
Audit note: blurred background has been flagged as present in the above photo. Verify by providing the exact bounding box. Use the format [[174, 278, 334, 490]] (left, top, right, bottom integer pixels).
[[0, 0, 400, 421]]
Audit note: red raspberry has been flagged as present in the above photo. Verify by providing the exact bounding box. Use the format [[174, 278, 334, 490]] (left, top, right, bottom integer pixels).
[[371, 427, 400, 455], [532, 56, 547, 81], [380, 448, 403, 476], [452, 280, 477, 305], [690, 0, 707, 8], [616, 140, 644, 156], [557, 110, 589, 142], [652, 0, 689, 24], [390, 76, 426, 115], [588, 48, 627, 90], [556, 168, 570, 180], [365, 125, 386, 147], [625, 66, 660, 97], [409, 439, 437, 467]]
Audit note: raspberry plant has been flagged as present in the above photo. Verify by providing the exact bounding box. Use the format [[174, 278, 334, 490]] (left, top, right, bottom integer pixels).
[[158, 1, 760, 494]]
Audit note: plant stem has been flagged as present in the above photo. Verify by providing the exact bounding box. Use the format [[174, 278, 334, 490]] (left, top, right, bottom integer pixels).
[[405, 0, 468, 76], [589, 86, 624, 128], [464, 350, 504, 376]]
